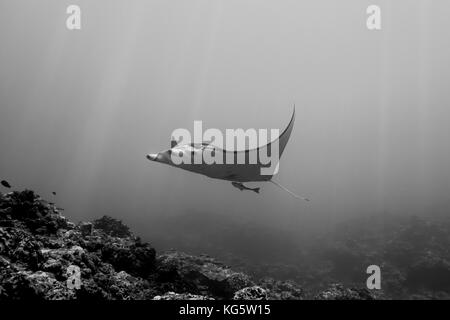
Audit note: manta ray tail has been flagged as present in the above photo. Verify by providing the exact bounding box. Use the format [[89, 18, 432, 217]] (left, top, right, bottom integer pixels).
[[269, 180, 309, 202]]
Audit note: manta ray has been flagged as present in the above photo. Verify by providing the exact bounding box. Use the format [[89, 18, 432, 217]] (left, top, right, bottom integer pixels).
[[146, 107, 309, 201]]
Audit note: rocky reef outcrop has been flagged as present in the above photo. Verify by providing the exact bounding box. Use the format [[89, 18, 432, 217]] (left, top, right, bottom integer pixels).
[[314, 284, 375, 300], [155, 251, 253, 298], [0, 189, 375, 300]]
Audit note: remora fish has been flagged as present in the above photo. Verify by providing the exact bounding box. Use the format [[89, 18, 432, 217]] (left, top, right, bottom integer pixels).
[[232, 182, 260, 194]]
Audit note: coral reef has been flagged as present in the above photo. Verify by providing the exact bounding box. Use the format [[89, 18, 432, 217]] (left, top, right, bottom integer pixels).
[[259, 278, 304, 300], [314, 284, 375, 300], [153, 292, 214, 300], [156, 251, 253, 298], [233, 286, 268, 300], [0, 189, 380, 300], [92, 216, 131, 238], [224, 214, 450, 299]]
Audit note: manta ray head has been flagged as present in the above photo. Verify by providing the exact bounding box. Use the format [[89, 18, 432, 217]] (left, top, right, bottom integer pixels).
[[147, 143, 205, 167], [146, 149, 173, 165]]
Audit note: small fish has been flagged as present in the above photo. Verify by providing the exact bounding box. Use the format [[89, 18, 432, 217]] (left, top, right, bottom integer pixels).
[[52, 192, 56, 195], [1, 180, 11, 188], [232, 182, 260, 194]]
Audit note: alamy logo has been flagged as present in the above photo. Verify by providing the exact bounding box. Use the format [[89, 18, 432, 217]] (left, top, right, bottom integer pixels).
[[366, 5, 381, 30], [366, 265, 381, 290], [170, 122, 280, 176], [64, 5, 383, 32], [66, 265, 81, 289], [66, 5, 81, 30]]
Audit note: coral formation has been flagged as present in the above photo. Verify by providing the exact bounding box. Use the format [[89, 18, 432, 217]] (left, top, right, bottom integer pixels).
[[0, 189, 381, 300]]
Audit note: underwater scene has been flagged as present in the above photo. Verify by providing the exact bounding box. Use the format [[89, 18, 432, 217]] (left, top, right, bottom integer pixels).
[[1, 1, 450, 302]]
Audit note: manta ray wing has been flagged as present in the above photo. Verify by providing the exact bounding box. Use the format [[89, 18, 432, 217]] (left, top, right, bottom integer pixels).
[[195, 106, 296, 182], [212, 106, 295, 157]]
